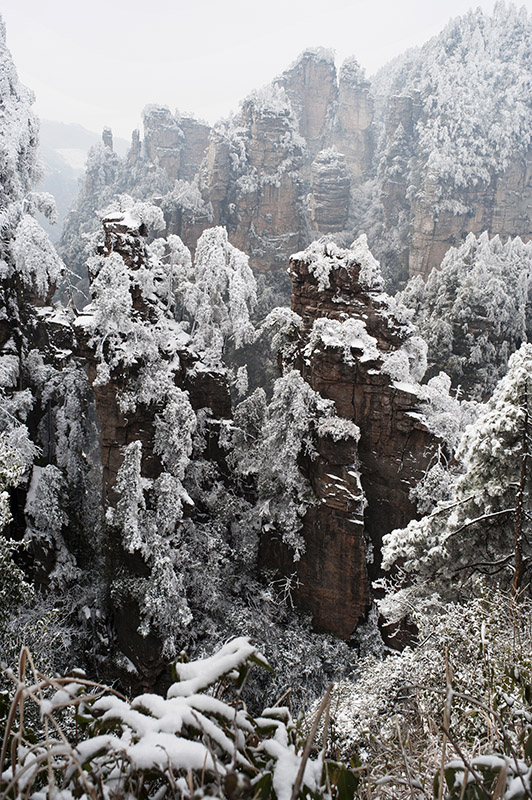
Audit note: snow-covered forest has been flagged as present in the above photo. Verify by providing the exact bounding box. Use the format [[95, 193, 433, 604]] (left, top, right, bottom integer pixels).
[[3, 4, 532, 799]]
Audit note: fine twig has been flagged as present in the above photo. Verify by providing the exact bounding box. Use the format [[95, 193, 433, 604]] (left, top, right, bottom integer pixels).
[[290, 684, 333, 800]]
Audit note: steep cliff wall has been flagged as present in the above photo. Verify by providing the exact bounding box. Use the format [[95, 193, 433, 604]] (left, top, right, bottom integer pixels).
[[374, 5, 532, 282], [87, 50, 375, 293], [142, 106, 211, 184], [75, 211, 233, 689], [62, 6, 532, 302], [408, 147, 532, 278], [261, 239, 442, 638]]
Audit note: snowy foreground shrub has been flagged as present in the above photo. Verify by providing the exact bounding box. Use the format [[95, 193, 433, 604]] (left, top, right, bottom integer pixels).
[[319, 589, 532, 799], [0, 638, 358, 800]]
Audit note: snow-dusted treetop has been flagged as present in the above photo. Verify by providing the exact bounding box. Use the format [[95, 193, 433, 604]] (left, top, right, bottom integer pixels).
[[285, 47, 336, 73], [399, 230, 532, 399], [381, 3, 532, 195], [183, 226, 257, 365], [291, 235, 384, 292], [244, 83, 293, 117], [0, 16, 40, 209], [12, 215, 63, 297], [349, 234, 385, 290], [0, 16, 64, 300], [339, 56, 368, 87], [100, 194, 165, 234]]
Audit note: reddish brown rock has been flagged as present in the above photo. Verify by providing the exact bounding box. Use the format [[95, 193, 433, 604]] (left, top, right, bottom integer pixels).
[[261, 424, 368, 639], [309, 149, 351, 233], [262, 240, 441, 638], [75, 215, 231, 689], [77, 216, 231, 505], [379, 91, 532, 281], [135, 51, 376, 282], [291, 244, 439, 548], [141, 105, 211, 183], [409, 147, 532, 278]]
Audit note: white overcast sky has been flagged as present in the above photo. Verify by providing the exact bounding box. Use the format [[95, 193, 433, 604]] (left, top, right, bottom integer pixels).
[[1, 0, 530, 142]]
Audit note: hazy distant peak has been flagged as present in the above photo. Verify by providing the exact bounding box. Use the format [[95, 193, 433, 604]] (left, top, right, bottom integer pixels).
[[243, 83, 292, 116], [287, 47, 336, 71], [339, 56, 368, 86]]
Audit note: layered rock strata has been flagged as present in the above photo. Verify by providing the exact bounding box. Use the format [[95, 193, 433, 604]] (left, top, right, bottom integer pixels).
[[119, 50, 375, 283], [260, 422, 368, 639], [262, 239, 441, 638]]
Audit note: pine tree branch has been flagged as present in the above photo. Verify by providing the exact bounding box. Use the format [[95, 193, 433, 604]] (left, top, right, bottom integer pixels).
[[445, 507, 516, 540]]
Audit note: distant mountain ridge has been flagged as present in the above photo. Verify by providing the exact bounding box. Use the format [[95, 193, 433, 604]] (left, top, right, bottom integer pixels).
[[37, 120, 129, 242], [60, 3, 532, 295]]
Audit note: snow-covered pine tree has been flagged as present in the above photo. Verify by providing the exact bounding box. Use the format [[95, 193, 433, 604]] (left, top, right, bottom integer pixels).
[[0, 16, 98, 674], [381, 343, 532, 615], [399, 232, 532, 399], [180, 226, 257, 366]]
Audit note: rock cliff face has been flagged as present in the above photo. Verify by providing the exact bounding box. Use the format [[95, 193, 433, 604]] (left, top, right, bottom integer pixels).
[[197, 50, 375, 277], [408, 147, 532, 278], [63, 7, 532, 296], [379, 92, 532, 281], [261, 239, 441, 638], [197, 90, 305, 276], [116, 50, 375, 289], [374, 6, 532, 282], [309, 149, 350, 233], [260, 407, 368, 640], [142, 106, 211, 183], [76, 213, 232, 689]]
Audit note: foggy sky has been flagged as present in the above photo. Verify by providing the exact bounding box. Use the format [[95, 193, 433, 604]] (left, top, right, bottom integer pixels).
[[2, 0, 530, 141]]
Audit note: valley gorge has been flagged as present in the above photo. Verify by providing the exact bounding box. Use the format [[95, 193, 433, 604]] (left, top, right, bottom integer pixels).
[[4, 7, 532, 781]]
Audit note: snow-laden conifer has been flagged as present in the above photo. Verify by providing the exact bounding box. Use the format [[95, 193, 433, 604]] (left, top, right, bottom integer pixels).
[[399, 232, 532, 399], [382, 343, 532, 609]]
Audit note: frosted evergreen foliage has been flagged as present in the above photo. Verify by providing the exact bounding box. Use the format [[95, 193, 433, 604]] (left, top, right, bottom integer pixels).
[[380, 5, 532, 206], [306, 317, 380, 365], [0, 428, 34, 531], [293, 236, 385, 293], [109, 441, 148, 555], [349, 234, 384, 290], [153, 386, 196, 478], [319, 590, 532, 796], [247, 83, 293, 116], [0, 19, 39, 215], [12, 213, 63, 297], [399, 231, 532, 399], [83, 206, 190, 400], [183, 226, 257, 365], [109, 439, 195, 657], [149, 233, 193, 316], [257, 307, 303, 369], [0, 638, 358, 800], [381, 335, 427, 384], [24, 464, 81, 588], [103, 193, 166, 233], [85, 252, 135, 385], [286, 46, 335, 71], [0, 21, 64, 302], [23, 190, 57, 223], [381, 343, 532, 606], [228, 371, 347, 559], [0, 429, 33, 627], [340, 55, 368, 87], [419, 371, 480, 453]]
